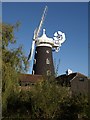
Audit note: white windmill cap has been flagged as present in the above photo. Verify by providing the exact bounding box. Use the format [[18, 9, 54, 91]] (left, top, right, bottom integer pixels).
[[38, 29, 53, 41], [36, 29, 54, 47]]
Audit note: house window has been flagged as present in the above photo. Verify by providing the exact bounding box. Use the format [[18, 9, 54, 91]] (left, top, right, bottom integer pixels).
[[31, 83, 34, 85], [46, 58, 50, 64], [25, 83, 28, 86], [79, 78, 84, 81], [27, 83, 30, 86], [47, 70, 51, 76], [19, 81, 21, 86]]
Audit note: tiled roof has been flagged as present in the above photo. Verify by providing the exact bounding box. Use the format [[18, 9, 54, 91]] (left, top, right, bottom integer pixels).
[[56, 72, 88, 82], [70, 72, 88, 82], [19, 74, 43, 83], [55, 72, 88, 86], [56, 73, 77, 82]]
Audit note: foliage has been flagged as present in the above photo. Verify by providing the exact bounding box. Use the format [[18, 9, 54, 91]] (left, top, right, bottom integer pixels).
[[30, 79, 69, 119], [2, 23, 28, 73], [2, 22, 29, 115], [54, 58, 61, 77], [2, 78, 89, 120], [29, 80, 88, 120], [57, 94, 88, 120]]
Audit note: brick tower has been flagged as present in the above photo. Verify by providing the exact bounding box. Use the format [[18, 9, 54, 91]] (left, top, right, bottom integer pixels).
[[32, 29, 55, 76]]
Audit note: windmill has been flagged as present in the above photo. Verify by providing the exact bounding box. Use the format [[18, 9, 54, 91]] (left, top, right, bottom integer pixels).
[[28, 6, 66, 76]]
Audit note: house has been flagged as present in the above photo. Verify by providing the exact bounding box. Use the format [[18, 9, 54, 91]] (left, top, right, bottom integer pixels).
[[19, 72, 89, 95], [70, 73, 89, 95], [56, 72, 89, 95], [18, 74, 43, 90]]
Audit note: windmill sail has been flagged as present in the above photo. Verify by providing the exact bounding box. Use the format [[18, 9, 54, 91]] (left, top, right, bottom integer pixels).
[[28, 6, 48, 61], [27, 40, 35, 61], [35, 6, 48, 39], [27, 48, 31, 61], [29, 40, 35, 60]]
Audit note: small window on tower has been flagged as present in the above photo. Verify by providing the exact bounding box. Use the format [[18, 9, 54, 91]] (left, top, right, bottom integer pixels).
[[34, 59, 36, 64], [46, 58, 50, 64], [46, 50, 49, 53], [47, 70, 51, 76], [32, 70, 35, 75]]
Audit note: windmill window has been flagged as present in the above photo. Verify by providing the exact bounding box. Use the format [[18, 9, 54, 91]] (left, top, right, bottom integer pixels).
[[46, 58, 50, 64], [34, 59, 36, 64], [46, 50, 49, 53], [47, 70, 51, 76], [32, 70, 35, 75]]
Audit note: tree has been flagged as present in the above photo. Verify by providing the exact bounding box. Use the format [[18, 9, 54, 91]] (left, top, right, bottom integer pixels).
[[30, 79, 69, 119], [2, 22, 28, 73], [2, 22, 29, 115]]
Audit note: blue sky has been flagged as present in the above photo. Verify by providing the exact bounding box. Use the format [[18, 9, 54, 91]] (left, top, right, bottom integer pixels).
[[2, 2, 88, 76]]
